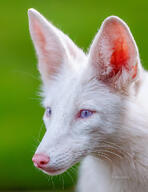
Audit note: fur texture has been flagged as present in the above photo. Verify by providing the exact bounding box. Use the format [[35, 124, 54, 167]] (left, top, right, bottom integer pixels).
[[28, 8, 148, 192]]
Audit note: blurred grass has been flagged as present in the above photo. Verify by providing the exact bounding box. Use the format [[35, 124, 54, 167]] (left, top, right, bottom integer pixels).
[[0, 0, 148, 190], [14, 190, 73, 192]]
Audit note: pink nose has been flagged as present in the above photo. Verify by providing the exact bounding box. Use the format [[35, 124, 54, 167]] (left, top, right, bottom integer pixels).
[[32, 154, 49, 168]]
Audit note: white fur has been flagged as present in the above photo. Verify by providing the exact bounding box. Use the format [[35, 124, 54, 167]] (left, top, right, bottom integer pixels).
[[28, 8, 148, 192]]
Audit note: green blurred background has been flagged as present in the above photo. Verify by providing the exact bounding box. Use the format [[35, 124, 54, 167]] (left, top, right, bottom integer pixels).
[[1, 0, 148, 191]]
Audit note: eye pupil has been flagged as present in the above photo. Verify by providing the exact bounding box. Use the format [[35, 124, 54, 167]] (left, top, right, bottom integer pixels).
[[46, 107, 52, 117], [80, 110, 93, 118]]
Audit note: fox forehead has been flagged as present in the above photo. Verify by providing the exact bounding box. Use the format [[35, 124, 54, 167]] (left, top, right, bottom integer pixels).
[[42, 62, 116, 114], [42, 62, 94, 109]]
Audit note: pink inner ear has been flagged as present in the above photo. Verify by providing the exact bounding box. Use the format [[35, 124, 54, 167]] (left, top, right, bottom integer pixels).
[[110, 36, 138, 79], [30, 17, 63, 76], [100, 19, 138, 80], [110, 37, 130, 76], [32, 20, 55, 74], [33, 19, 47, 54]]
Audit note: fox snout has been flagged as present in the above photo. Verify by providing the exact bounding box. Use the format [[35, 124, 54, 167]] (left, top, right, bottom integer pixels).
[[32, 153, 64, 175]]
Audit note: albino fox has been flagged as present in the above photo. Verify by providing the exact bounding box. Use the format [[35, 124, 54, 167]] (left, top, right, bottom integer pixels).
[[28, 9, 148, 192]]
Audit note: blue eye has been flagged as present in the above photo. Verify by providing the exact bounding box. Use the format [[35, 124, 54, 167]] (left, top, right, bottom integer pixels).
[[46, 107, 52, 117], [78, 109, 95, 119]]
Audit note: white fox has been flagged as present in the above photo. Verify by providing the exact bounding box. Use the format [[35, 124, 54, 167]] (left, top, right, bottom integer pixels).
[[28, 8, 148, 192]]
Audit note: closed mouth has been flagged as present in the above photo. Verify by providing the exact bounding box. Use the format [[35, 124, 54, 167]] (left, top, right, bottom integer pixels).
[[39, 166, 68, 176]]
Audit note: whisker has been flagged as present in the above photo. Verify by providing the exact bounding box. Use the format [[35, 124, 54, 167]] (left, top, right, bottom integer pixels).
[[95, 152, 113, 163], [61, 174, 65, 190], [66, 170, 75, 185], [101, 141, 133, 162], [50, 176, 55, 190], [99, 149, 123, 159], [12, 70, 40, 81], [37, 121, 45, 141]]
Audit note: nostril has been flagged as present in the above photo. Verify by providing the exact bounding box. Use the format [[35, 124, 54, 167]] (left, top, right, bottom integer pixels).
[[32, 153, 50, 167], [40, 160, 47, 165]]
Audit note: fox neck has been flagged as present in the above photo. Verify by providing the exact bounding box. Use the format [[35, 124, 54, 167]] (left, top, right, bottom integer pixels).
[[93, 102, 148, 186]]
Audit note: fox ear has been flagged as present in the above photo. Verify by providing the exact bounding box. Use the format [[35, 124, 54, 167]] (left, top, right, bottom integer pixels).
[[89, 16, 140, 90], [28, 9, 66, 82], [28, 9, 84, 83]]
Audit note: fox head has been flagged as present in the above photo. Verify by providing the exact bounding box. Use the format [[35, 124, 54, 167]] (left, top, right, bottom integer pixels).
[[28, 9, 141, 175]]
